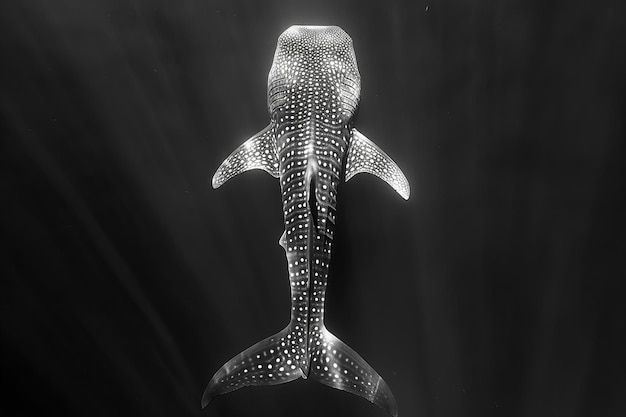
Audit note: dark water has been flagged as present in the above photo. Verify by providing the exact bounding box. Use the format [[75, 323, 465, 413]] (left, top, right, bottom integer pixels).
[[2, 1, 625, 416]]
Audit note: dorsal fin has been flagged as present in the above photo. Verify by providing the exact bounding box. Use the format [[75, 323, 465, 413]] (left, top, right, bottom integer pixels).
[[308, 173, 320, 233], [306, 159, 320, 233]]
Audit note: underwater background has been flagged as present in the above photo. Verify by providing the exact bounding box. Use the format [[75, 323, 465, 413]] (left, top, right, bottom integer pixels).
[[2, 0, 625, 416]]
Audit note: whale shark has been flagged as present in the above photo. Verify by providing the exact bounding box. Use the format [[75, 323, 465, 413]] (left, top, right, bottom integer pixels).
[[203, 25, 410, 416]]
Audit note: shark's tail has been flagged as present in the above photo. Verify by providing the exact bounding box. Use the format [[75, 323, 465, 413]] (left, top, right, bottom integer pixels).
[[309, 326, 398, 417], [201, 323, 304, 408], [202, 325, 397, 416]]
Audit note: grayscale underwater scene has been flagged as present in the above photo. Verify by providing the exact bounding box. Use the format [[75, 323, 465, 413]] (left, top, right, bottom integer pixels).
[[2, 1, 625, 417]]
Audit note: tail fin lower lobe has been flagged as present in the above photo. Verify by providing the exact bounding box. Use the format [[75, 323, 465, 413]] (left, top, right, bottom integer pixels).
[[202, 324, 304, 407], [309, 327, 398, 417]]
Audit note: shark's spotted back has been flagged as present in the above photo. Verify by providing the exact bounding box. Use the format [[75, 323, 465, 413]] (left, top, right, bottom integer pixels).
[[205, 25, 410, 416]]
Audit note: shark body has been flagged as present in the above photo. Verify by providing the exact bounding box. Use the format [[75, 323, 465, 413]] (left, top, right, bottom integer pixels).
[[204, 26, 410, 416]]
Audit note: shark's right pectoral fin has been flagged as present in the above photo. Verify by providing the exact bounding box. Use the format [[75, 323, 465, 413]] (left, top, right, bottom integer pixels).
[[202, 324, 304, 408], [310, 327, 398, 417], [212, 124, 279, 188], [345, 129, 411, 200]]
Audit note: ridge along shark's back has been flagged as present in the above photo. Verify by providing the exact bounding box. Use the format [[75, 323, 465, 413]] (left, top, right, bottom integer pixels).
[[205, 25, 410, 417]]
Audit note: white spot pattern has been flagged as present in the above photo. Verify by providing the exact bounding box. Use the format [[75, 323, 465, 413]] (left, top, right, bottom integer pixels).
[[204, 26, 406, 417]]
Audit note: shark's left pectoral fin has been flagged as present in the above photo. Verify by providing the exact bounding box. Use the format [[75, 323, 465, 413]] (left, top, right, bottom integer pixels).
[[345, 129, 410, 200], [212, 124, 279, 188]]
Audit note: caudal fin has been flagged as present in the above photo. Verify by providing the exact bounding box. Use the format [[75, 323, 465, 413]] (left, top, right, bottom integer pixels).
[[309, 327, 398, 417], [202, 323, 305, 408]]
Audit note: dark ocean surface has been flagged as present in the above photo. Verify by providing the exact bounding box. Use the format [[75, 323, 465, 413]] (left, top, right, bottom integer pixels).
[[2, 1, 625, 416]]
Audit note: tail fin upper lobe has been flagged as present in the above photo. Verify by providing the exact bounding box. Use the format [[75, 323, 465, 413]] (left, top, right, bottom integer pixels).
[[201, 324, 304, 407]]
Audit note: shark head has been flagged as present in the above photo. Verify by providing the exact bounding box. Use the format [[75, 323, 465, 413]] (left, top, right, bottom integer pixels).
[[267, 25, 361, 120]]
